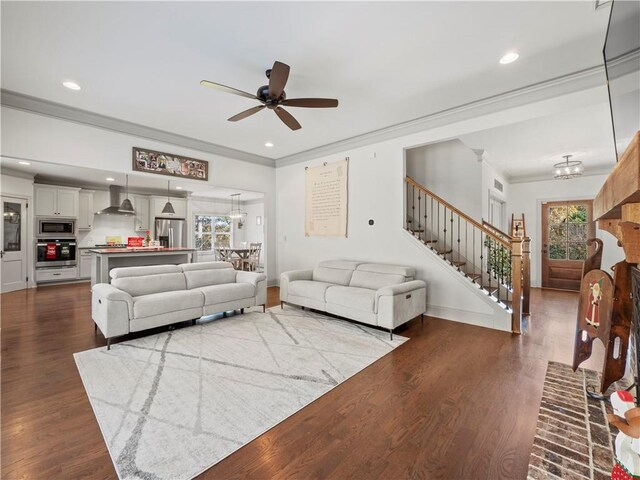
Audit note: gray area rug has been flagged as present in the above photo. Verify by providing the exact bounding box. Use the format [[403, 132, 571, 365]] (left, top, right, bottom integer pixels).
[[75, 306, 407, 480]]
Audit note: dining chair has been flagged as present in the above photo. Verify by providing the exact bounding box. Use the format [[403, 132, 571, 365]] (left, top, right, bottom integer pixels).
[[242, 244, 262, 272]]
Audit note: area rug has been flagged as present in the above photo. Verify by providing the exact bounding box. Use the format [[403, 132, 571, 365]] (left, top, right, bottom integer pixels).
[[527, 361, 618, 480], [74, 306, 407, 480]]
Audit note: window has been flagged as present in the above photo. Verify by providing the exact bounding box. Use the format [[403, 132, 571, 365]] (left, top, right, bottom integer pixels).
[[194, 215, 232, 251], [548, 204, 589, 260]]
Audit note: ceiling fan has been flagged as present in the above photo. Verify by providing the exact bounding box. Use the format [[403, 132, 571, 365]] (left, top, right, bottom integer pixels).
[[200, 61, 338, 131]]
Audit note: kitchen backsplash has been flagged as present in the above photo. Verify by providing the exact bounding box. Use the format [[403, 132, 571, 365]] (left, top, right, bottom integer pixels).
[[77, 214, 143, 247]]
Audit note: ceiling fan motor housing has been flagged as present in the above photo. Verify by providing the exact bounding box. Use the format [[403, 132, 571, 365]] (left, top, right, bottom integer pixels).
[[257, 85, 286, 106]]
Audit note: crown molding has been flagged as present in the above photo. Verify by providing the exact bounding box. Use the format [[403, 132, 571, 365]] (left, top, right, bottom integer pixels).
[[0, 166, 35, 181], [0, 90, 276, 168], [275, 63, 607, 167], [507, 164, 614, 184]]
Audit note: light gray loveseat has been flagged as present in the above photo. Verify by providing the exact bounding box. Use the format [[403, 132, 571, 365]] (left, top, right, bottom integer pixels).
[[92, 261, 266, 349], [280, 260, 426, 338]]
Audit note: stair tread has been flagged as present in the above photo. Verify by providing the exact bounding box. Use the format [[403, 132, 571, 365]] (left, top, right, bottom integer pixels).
[[435, 249, 453, 255], [451, 261, 466, 267]]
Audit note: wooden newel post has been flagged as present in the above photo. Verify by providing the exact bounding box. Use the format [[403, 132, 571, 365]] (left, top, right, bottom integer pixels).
[[511, 238, 523, 334], [522, 236, 531, 316]]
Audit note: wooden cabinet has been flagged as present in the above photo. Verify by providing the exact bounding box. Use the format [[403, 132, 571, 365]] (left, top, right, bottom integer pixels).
[[78, 190, 95, 230], [151, 196, 187, 219], [79, 250, 92, 279], [132, 195, 150, 231], [34, 186, 79, 218]]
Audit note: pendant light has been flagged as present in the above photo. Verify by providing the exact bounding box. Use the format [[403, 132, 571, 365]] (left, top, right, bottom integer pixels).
[[553, 154, 584, 180], [228, 193, 247, 224], [118, 174, 135, 215], [161, 180, 175, 214]]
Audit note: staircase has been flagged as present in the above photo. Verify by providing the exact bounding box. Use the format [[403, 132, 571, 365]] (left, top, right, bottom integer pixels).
[[405, 176, 530, 333]]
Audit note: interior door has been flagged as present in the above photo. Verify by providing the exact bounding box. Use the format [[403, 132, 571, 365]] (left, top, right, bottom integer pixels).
[[1, 197, 28, 293], [542, 200, 595, 291]]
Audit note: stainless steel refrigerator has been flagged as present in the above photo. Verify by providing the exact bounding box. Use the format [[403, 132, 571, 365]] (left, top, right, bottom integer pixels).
[[155, 218, 187, 248]]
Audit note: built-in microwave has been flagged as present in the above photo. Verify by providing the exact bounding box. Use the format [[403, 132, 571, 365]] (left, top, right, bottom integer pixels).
[[36, 238, 77, 267], [37, 218, 76, 238]]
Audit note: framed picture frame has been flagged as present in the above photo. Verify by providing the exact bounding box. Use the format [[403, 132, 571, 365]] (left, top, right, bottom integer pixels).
[[132, 147, 209, 181]]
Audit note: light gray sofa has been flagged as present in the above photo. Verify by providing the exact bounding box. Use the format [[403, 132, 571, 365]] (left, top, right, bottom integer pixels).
[[280, 260, 426, 338], [92, 261, 266, 349]]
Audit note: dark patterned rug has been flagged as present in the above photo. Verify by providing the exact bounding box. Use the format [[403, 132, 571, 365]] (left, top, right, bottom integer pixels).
[[527, 361, 618, 480]]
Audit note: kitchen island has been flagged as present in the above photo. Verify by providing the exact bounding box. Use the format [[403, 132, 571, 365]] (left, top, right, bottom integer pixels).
[[90, 247, 197, 286]]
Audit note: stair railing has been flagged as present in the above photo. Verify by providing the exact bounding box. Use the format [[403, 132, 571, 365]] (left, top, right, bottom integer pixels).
[[405, 176, 526, 333]]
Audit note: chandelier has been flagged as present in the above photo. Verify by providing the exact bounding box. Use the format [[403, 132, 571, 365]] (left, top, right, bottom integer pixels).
[[554, 154, 584, 180], [228, 193, 247, 225]]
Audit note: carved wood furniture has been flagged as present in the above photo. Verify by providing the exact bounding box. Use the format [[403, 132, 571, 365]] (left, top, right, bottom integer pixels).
[[572, 131, 639, 394]]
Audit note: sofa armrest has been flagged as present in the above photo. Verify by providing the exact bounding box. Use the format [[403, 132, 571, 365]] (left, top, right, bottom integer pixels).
[[236, 271, 267, 287], [236, 271, 267, 306], [375, 280, 426, 330], [92, 283, 133, 339], [280, 269, 313, 302]]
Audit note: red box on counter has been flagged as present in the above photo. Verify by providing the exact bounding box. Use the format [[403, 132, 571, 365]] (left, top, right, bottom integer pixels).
[[127, 237, 144, 247]]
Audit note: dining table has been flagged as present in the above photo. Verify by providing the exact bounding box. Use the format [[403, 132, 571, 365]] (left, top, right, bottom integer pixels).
[[215, 247, 253, 269]]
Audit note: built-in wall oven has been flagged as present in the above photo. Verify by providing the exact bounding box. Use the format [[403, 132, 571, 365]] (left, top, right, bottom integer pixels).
[[36, 238, 77, 267], [37, 218, 76, 238]]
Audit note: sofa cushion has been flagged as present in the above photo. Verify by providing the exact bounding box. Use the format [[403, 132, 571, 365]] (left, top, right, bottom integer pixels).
[[112, 272, 187, 297], [110, 264, 182, 279], [325, 286, 376, 312], [288, 280, 335, 301], [132, 289, 203, 319], [194, 283, 255, 305], [183, 268, 237, 290], [317, 260, 362, 270], [180, 261, 234, 272], [349, 271, 405, 290], [312, 266, 354, 286], [356, 263, 415, 279]]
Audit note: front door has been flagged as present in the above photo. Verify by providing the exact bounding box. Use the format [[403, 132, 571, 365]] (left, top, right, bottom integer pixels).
[[1, 197, 28, 293], [541, 200, 595, 291]]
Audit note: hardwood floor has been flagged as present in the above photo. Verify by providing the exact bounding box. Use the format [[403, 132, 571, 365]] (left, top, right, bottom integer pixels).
[[1, 284, 604, 479]]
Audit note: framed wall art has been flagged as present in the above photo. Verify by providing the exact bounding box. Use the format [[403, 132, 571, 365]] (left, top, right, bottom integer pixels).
[[132, 147, 209, 181]]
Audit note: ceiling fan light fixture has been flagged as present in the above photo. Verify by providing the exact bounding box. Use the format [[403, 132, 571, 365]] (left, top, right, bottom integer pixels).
[[553, 154, 584, 180]]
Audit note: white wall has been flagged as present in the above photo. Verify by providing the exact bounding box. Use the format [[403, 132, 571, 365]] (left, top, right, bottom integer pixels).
[[509, 174, 624, 287], [1, 107, 278, 283], [241, 201, 265, 246], [406, 139, 483, 220]]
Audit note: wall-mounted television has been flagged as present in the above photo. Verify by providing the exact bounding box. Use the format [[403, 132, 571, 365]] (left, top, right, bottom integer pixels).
[[603, 0, 640, 160]]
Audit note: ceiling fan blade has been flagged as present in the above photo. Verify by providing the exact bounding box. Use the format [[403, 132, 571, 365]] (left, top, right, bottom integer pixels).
[[281, 98, 339, 108], [200, 80, 258, 100], [274, 107, 301, 131], [268, 61, 290, 99], [228, 105, 265, 122]]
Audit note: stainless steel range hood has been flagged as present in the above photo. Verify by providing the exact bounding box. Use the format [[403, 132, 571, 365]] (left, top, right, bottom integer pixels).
[[96, 185, 135, 216]]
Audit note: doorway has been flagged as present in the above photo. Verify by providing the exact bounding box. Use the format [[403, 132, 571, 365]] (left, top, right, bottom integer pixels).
[[541, 200, 595, 291], [1, 197, 28, 293], [488, 194, 506, 231]]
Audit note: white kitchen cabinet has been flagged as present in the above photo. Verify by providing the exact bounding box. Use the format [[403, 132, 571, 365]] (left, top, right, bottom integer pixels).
[[79, 250, 92, 279], [132, 195, 150, 231], [152, 196, 187, 219], [78, 190, 95, 230], [34, 185, 79, 217]]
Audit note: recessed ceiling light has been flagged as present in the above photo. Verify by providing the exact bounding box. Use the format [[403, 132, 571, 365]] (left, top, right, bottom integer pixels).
[[499, 52, 519, 65], [264, 142, 274, 148], [62, 80, 81, 91], [105, 177, 115, 182], [176, 186, 183, 190], [18, 161, 31, 165]]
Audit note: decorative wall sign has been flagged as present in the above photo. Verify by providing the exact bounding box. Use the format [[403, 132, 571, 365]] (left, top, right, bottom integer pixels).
[[132, 147, 209, 181], [305, 158, 348, 237]]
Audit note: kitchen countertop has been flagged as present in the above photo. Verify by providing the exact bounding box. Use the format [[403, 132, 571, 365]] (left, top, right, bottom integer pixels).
[[88, 247, 196, 254]]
